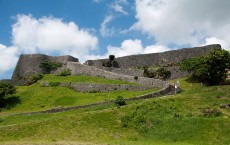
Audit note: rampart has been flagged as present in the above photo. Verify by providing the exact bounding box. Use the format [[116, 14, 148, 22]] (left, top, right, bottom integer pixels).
[[84, 44, 221, 68], [11, 54, 78, 85]]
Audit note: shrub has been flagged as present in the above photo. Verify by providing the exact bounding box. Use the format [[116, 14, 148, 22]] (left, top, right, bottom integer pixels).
[[134, 76, 138, 80], [155, 67, 171, 80], [89, 89, 98, 93], [143, 67, 171, 80], [0, 82, 16, 107], [115, 96, 126, 106], [143, 67, 155, 78], [40, 61, 62, 71], [102, 55, 119, 68], [49, 82, 60, 87], [58, 68, 71, 76], [24, 74, 43, 85], [0, 82, 16, 99], [109, 55, 115, 61]]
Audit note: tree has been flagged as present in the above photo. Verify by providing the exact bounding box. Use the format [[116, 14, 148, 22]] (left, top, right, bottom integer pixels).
[[0, 82, 16, 106], [179, 48, 230, 85]]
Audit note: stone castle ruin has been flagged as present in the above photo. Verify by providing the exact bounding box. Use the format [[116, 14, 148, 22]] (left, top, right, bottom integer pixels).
[[4, 44, 221, 94]]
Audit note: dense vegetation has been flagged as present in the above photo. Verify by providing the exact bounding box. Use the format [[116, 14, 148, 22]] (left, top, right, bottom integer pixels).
[[180, 48, 230, 85]]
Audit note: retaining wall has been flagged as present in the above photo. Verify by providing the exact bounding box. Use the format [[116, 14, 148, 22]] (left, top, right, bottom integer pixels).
[[40, 82, 152, 92]]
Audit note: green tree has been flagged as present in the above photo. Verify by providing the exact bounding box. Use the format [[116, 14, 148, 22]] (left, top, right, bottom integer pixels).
[[0, 82, 16, 105], [180, 48, 230, 85]]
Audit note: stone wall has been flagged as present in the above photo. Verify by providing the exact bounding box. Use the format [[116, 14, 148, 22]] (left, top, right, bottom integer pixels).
[[84, 44, 220, 69], [67, 62, 168, 88], [93, 66, 144, 77], [40, 82, 152, 92], [11, 54, 78, 85]]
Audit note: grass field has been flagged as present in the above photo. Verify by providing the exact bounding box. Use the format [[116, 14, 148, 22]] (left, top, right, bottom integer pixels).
[[0, 77, 229, 145], [0, 75, 158, 115]]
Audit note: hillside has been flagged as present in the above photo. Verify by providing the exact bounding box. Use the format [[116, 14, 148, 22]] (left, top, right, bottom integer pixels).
[[0, 77, 229, 145]]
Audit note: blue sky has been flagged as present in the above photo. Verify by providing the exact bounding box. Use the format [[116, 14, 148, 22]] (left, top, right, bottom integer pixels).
[[0, 0, 230, 79]]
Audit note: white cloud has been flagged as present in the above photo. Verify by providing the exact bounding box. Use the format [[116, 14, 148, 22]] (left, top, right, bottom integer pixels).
[[0, 44, 18, 75], [107, 39, 143, 57], [144, 44, 170, 54], [86, 39, 169, 60], [132, 0, 230, 49], [110, 3, 128, 15], [12, 14, 98, 61], [100, 15, 115, 37], [202, 37, 229, 50]]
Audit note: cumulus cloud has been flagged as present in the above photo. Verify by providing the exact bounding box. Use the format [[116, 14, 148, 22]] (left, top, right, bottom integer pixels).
[[1, 14, 99, 78], [12, 14, 98, 60], [100, 15, 115, 37], [0, 44, 18, 74], [86, 39, 170, 60], [132, 0, 230, 50]]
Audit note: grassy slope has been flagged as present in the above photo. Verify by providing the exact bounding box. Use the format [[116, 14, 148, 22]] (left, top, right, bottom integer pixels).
[[0, 75, 158, 115], [0, 78, 229, 145]]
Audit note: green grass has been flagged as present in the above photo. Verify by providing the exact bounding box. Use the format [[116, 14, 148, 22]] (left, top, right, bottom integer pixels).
[[0, 84, 157, 115], [0, 78, 229, 145], [40, 74, 140, 85]]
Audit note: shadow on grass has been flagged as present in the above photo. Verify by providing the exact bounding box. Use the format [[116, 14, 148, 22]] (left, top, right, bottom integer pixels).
[[0, 96, 21, 110]]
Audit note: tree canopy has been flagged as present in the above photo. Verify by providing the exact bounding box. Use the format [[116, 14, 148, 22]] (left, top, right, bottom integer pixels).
[[179, 48, 230, 85]]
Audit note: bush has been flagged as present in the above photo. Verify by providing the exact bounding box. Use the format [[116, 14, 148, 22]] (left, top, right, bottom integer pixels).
[[109, 55, 115, 61], [134, 76, 138, 80], [89, 89, 98, 93], [0, 82, 16, 99], [40, 61, 62, 71], [0, 82, 16, 107], [155, 68, 171, 80], [143, 67, 156, 78], [49, 82, 60, 87], [115, 96, 126, 106], [144, 67, 171, 80], [58, 68, 71, 76], [180, 48, 230, 85], [24, 74, 43, 85]]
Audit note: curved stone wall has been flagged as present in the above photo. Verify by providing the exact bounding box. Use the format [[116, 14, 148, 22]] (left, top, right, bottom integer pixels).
[[84, 44, 220, 69]]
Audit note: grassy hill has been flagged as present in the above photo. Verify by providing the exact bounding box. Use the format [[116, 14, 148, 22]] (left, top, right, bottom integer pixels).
[[0, 76, 229, 145]]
